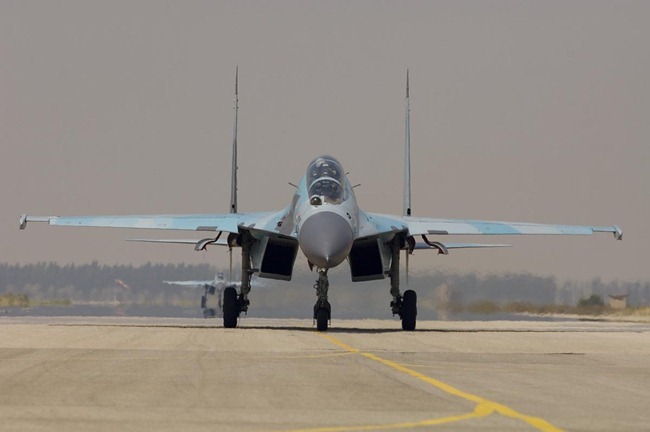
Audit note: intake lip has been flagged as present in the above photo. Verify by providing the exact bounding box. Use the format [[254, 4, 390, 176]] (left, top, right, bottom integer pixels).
[[298, 211, 353, 269]]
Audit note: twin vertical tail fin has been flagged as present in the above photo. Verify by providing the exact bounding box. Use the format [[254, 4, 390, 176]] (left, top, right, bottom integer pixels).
[[230, 66, 239, 214], [403, 70, 412, 285], [403, 69, 411, 218], [229, 67, 239, 281]]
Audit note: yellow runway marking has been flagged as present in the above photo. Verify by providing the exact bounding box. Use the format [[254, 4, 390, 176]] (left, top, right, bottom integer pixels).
[[281, 404, 492, 432], [315, 333, 564, 432], [271, 351, 358, 360], [318, 333, 360, 353]]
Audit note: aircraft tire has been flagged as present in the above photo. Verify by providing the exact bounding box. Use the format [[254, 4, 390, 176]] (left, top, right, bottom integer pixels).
[[223, 287, 239, 328], [401, 290, 417, 331], [316, 308, 329, 332]]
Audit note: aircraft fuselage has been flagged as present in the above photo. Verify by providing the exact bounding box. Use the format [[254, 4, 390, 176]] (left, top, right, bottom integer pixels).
[[293, 156, 359, 269]]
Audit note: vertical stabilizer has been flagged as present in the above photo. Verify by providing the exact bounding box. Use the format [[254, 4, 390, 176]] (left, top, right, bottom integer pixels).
[[230, 67, 239, 214], [403, 69, 411, 217], [404, 70, 412, 285]]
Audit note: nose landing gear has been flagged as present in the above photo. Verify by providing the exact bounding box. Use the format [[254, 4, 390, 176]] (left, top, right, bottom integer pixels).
[[313, 270, 331, 331]]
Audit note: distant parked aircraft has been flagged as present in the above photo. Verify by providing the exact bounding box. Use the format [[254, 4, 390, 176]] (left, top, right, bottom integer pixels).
[[163, 272, 230, 318]]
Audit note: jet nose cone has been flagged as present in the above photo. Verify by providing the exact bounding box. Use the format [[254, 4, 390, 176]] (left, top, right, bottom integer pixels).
[[299, 211, 354, 269]]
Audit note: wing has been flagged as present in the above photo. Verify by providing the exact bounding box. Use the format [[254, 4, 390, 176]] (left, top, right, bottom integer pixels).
[[363, 212, 623, 241], [19, 211, 293, 237]]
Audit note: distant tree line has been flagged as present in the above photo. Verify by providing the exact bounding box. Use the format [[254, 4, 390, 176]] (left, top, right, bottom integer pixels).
[[400, 271, 650, 309], [1, 263, 648, 317], [0, 262, 215, 305]]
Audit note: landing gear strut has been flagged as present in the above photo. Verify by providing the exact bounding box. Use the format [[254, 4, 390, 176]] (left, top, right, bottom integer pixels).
[[313, 269, 331, 331], [223, 232, 254, 329], [238, 231, 253, 315], [389, 236, 417, 331]]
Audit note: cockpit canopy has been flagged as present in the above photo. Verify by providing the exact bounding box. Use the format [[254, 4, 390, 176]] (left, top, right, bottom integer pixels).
[[307, 156, 345, 205]]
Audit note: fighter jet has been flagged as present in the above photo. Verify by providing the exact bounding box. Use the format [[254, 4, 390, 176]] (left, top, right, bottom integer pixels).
[[163, 272, 262, 318], [163, 272, 230, 318], [20, 69, 622, 331]]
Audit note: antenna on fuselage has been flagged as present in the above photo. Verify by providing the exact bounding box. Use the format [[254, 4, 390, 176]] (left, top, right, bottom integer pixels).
[[230, 66, 239, 214], [403, 69, 411, 218]]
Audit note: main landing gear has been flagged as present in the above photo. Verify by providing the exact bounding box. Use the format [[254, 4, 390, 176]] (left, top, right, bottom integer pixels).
[[389, 237, 418, 331], [313, 269, 331, 332], [393, 290, 417, 331], [223, 232, 253, 329], [222, 286, 239, 328], [222, 283, 252, 328]]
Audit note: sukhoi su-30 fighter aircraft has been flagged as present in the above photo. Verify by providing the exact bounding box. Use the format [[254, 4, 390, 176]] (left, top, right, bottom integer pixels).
[[20, 70, 622, 331]]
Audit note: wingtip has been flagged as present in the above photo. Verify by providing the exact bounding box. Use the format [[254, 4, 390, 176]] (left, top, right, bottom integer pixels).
[[614, 225, 623, 241], [19, 214, 54, 229]]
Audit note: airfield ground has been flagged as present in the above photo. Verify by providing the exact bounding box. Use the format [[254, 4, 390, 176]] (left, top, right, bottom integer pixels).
[[0, 317, 648, 432]]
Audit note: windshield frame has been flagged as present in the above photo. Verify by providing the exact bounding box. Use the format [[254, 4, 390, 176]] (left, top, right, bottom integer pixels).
[[306, 156, 346, 205]]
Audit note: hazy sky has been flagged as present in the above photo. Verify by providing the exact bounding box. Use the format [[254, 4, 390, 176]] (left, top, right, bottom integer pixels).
[[1, 1, 647, 282]]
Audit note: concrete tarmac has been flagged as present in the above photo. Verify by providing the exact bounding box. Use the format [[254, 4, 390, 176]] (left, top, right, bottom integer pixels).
[[0, 316, 648, 432]]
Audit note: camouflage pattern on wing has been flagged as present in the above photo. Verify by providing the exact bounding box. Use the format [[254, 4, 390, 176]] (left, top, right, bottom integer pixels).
[[363, 212, 623, 240], [20, 211, 291, 236]]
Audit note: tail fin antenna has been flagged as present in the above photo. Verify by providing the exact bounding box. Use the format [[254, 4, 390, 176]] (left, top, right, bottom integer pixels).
[[403, 69, 411, 217], [230, 66, 239, 214]]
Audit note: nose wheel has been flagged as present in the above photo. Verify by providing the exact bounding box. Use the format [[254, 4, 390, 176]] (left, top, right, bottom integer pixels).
[[313, 270, 331, 331], [314, 302, 331, 331]]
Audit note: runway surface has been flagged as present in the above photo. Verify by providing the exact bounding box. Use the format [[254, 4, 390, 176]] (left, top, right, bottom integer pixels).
[[0, 316, 648, 432]]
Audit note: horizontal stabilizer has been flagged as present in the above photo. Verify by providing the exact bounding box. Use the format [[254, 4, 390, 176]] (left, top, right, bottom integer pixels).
[[127, 238, 229, 247], [414, 242, 511, 251], [163, 280, 219, 288], [164, 280, 265, 289]]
